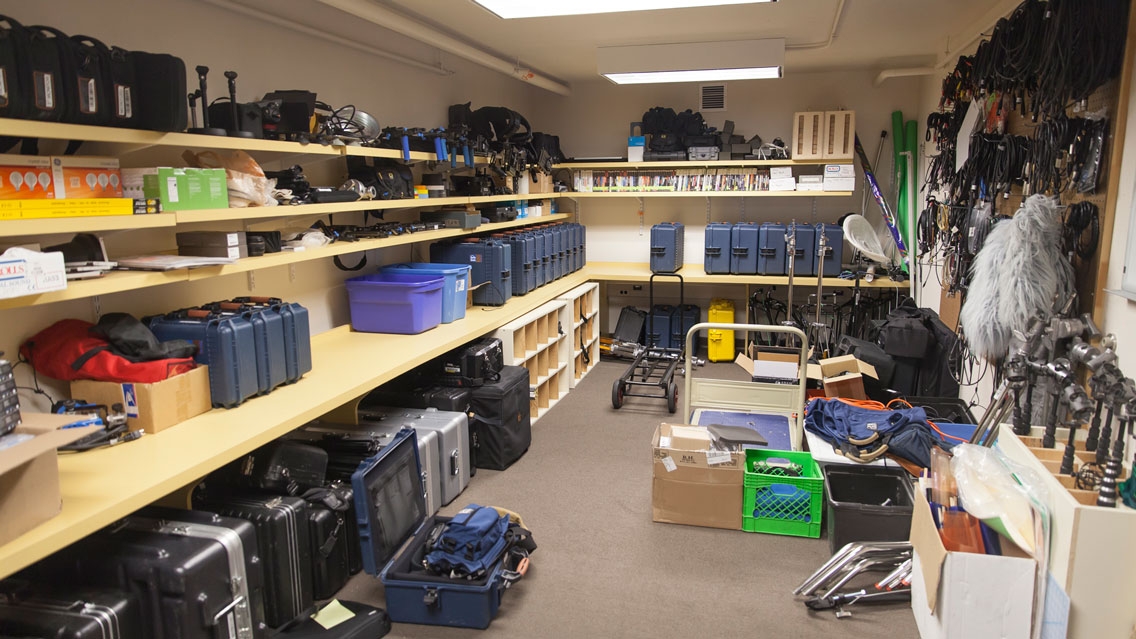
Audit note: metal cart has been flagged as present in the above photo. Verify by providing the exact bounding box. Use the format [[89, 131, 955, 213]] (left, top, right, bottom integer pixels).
[[611, 273, 686, 413], [682, 322, 809, 450]]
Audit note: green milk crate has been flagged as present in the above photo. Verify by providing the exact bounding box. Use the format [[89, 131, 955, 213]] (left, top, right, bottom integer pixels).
[[742, 449, 824, 538]]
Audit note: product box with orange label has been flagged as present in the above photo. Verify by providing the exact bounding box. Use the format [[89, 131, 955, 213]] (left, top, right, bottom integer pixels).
[[0, 155, 55, 200], [51, 156, 123, 199]]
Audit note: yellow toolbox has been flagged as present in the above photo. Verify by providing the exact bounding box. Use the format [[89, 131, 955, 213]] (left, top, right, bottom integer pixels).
[[708, 298, 736, 362]]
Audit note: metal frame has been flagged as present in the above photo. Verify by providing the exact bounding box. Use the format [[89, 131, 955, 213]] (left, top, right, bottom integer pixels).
[[683, 322, 808, 450]]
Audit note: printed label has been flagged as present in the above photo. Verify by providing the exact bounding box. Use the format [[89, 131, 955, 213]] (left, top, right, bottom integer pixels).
[[122, 86, 133, 118], [226, 246, 240, 259], [122, 383, 139, 418], [78, 76, 97, 114], [166, 176, 179, 202], [661, 455, 677, 472], [456, 278, 466, 291], [0, 67, 8, 107], [658, 436, 672, 448], [34, 71, 55, 110], [866, 422, 878, 431], [706, 450, 733, 466]]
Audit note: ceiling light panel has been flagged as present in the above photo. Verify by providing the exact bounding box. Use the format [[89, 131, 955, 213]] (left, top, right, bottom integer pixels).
[[472, 0, 774, 20], [597, 39, 784, 84]]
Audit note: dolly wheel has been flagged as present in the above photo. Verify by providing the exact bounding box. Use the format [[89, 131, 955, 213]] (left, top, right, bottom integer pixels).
[[666, 382, 678, 414], [612, 380, 625, 409]]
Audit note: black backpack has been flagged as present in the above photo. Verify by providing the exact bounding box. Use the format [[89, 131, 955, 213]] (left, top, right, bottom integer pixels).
[[346, 156, 414, 200]]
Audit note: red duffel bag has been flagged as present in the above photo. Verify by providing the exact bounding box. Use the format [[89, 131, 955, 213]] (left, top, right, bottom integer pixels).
[[19, 317, 197, 384]]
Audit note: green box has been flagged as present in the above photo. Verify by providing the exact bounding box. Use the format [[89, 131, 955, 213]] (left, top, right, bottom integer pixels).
[[741, 448, 824, 538], [140, 167, 228, 211]]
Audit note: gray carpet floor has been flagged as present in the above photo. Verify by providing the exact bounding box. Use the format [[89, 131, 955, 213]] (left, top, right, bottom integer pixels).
[[337, 360, 919, 638]]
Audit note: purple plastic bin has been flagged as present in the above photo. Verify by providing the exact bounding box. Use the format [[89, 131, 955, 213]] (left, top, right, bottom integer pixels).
[[346, 272, 445, 334]]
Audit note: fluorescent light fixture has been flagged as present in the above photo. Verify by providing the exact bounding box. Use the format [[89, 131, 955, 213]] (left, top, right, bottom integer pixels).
[[597, 39, 784, 85], [472, 0, 775, 19]]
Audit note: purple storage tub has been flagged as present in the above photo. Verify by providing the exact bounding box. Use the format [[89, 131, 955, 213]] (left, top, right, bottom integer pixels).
[[346, 272, 445, 334]]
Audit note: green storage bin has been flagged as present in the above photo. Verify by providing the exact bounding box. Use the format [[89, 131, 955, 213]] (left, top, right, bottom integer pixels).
[[742, 449, 824, 538]]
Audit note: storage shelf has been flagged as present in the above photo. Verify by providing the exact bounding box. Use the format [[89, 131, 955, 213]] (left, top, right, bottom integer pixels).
[[0, 213, 176, 237], [0, 118, 343, 156], [535, 361, 569, 386], [553, 159, 851, 169], [519, 330, 566, 364], [0, 270, 592, 580], [573, 309, 599, 329], [530, 395, 563, 425], [585, 261, 904, 288], [173, 198, 468, 224], [467, 193, 559, 204], [574, 335, 600, 358], [565, 191, 851, 198], [0, 214, 571, 309]]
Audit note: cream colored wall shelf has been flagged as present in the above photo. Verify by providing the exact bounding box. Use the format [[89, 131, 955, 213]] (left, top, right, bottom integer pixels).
[[171, 194, 559, 224], [0, 270, 592, 580], [585, 261, 904, 288], [553, 159, 850, 170], [566, 191, 852, 198], [0, 213, 177, 236], [0, 214, 571, 310]]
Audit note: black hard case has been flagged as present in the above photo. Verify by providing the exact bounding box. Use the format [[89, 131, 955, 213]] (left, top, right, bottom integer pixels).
[[307, 503, 351, 600], [73, 516, 264, 639], [277, 600, 390, 638], [0, 587, 145, 639], [437, 337, 504, 387], [196, 495, 315, 631], [225, 440, 329, 496], [469, 365, 531, 470], [364, 384, 472, 414], [130, 52, 186, 132]]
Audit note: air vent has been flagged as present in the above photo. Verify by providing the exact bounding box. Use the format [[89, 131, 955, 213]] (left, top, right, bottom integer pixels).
[[700, 84, 726, 111]]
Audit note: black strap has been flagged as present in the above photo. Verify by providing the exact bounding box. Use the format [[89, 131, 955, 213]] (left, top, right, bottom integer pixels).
[[71, 345, 110, 371], [333, 254, 367, 271]]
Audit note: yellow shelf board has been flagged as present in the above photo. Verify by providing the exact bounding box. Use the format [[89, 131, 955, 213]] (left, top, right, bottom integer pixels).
[[586, 262, 904, 288], [0, 118, 342, 156], [175, 196, 567, 224], [341, 146, 438, 162], [0, 270, 591, 579], [566, 190, 851, 198], [553, 159, 850, 170], [0, 270, 188, 310], [466, 193, 562, 204], [0, 213, 176, 237]]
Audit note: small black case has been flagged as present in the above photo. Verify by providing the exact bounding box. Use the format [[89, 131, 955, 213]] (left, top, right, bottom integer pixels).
[[131, 51, 186, 132]]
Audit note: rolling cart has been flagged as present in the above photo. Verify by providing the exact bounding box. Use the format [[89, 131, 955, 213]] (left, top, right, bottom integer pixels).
[[611, 273, 686, 413], [682, 322, 808, 450]]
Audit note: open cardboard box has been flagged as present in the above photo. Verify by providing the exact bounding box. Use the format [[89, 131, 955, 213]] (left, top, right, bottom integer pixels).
[[806, 354, 878, 400], [909, 485, 1036, 639], [651, 423, 744, 530], [734, 349, 801, 384], [71, 366, 211, 435], [0, 414, 99, 546]]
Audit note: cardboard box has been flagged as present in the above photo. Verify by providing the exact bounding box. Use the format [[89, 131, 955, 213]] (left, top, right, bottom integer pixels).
[[823, 177, 856, 192], [910, 487, 1036, 639], [124, 167, 228, 211], [0, 154, 55, 200], [70, 366, 211, 435], [51, 156, 123, 199], [734, 352, 800, 384], [0, 414, 100, 546], [0, 247, 66, 300], [806, 355, 878, 400], [824, 164, 855, 178], [769, 177, 797, 192], [769, 166, 794, 180], [652, 423, 744, 530]]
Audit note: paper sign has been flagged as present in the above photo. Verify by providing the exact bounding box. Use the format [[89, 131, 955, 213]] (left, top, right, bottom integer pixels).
[[312, 600, 355, 630], [706, 450, 733, 466], [661, 455, 677, 472], [658, 436, 672, 448]]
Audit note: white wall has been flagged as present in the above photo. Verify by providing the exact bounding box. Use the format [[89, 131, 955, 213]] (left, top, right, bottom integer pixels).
[[1, 0, 542, 410], [1099, 62, 1136, 367]]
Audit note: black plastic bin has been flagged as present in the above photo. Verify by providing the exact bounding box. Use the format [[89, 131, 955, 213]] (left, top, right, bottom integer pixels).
[[824, 464, 915, 554], [904, 396, 978, 425]]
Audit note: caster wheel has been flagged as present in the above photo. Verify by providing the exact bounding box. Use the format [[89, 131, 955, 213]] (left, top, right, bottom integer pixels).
[[612, 380, 625, 409], [666, 382, 678, 414]]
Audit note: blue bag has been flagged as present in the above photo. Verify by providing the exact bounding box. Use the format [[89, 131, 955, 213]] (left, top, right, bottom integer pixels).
[[424, 504, 510, 579], [804, 398, 956, 467]]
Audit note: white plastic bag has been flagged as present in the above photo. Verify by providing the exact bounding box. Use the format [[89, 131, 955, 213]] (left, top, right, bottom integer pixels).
[[950, 443, 1040, 554]]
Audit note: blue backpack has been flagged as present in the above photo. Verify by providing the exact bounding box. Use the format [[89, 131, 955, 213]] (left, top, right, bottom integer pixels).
[[425, 504, 534, 580]]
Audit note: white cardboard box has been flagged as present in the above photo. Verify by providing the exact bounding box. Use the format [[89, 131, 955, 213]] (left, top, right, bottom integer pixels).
[[910, 485, 1036, 639], [769, 177, 797, 192], [823, 177, 855, 191], [769, 166, 793, 179], [824, 163, 855, 178], [0, 247, 66, 300]]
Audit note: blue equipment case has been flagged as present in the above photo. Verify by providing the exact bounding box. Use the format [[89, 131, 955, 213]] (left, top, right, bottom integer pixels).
[[204, 302, 287, 396], [703, 222, 732, 274], [648, 304, 674, 348], [148, 313, 259, 408], [503, 233, 536, 295], [650, 222, 685, 273], [788, 223, 817, 277], [758, 223, 787, 275], [670, 304, 700, 351], [231, 298, 312, 384], [730, 222, 759, 275], [814, 223, 845, 277], [432, 239, 513, 306], [353, 428, 517, 629], [539, 227, 554, 285]]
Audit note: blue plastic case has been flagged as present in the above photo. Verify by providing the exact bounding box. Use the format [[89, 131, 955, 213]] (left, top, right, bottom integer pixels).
[[703, 222, 732, 274], [758, 223, 787, 275], [730, 222, 759, 275], [353, 428, 513, 629], [147, 313, 258, 408], [650, 222, 685, 273]]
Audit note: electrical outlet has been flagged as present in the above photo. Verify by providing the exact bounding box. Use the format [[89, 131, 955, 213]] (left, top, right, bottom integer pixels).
[[632, 285, 643, 291], [619, 290, 629, 295]]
